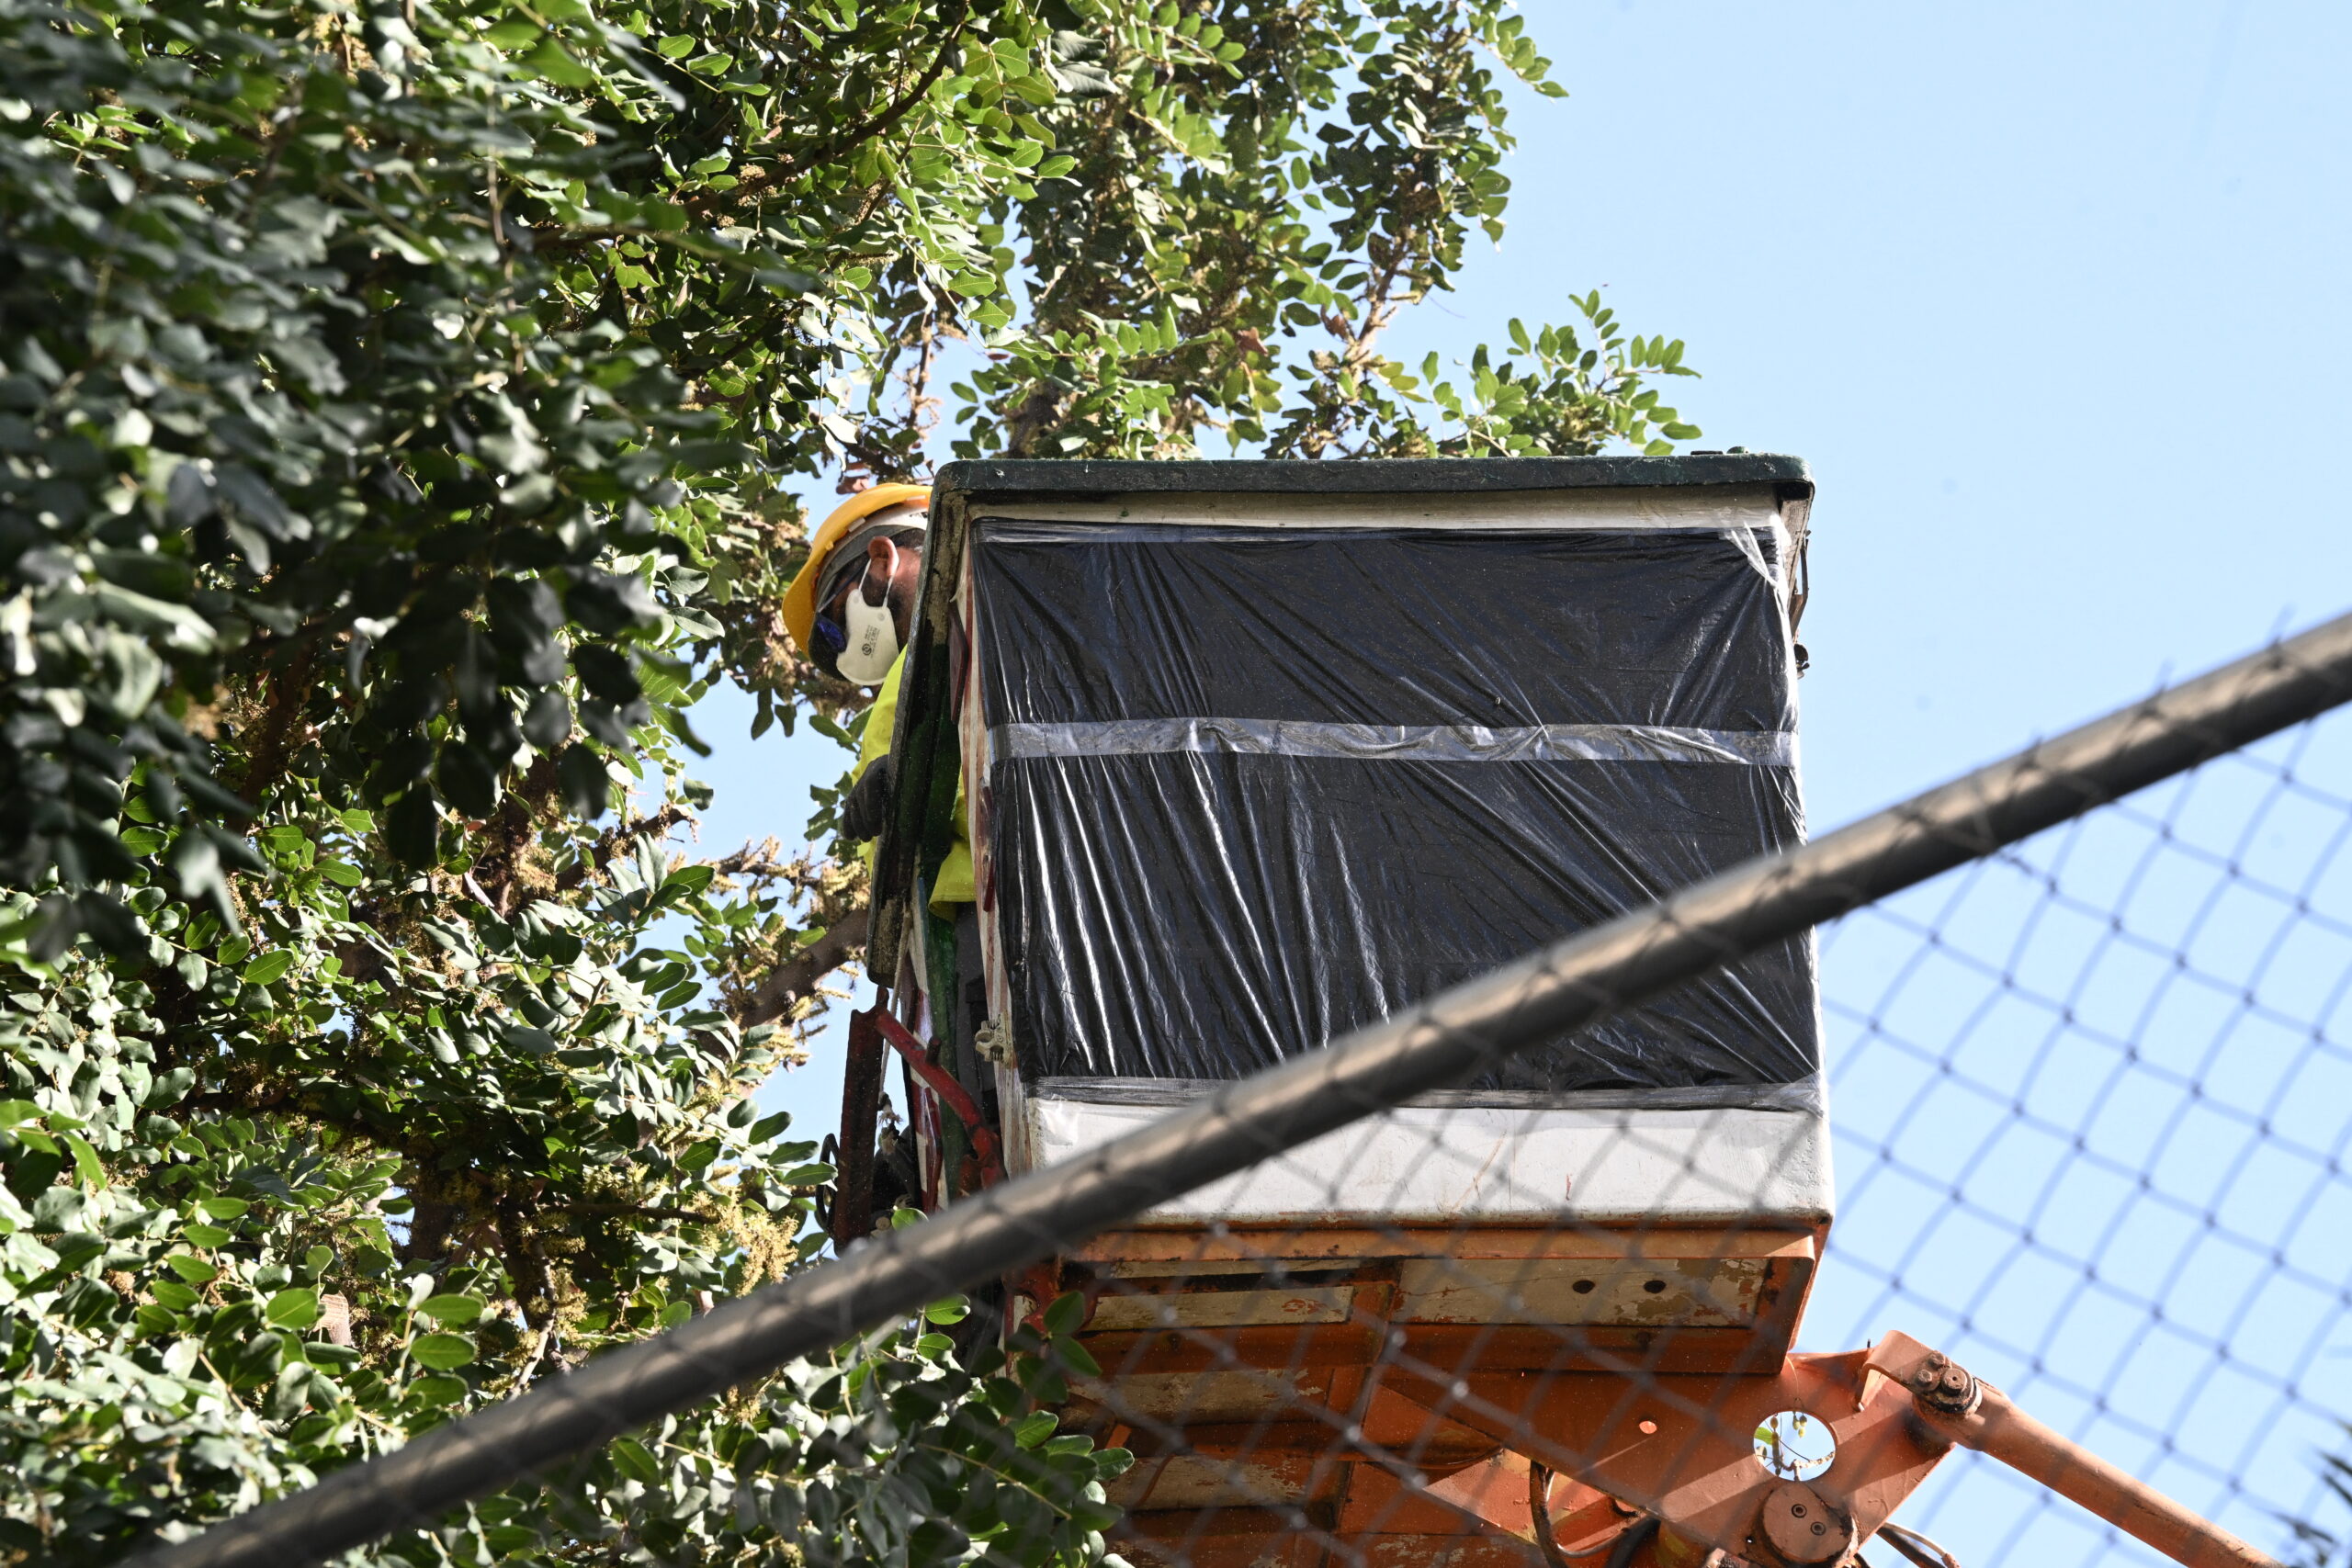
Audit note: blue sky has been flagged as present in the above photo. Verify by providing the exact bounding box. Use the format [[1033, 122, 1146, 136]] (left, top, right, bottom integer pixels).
[[687, 6, 2352, 1557], [1809, 711, 2352, 1564]]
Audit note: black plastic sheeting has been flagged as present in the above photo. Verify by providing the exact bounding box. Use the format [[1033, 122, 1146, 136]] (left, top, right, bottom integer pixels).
[[972, 521, 1816, 1098]]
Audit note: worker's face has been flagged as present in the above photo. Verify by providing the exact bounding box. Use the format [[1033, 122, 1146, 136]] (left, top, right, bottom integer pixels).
[[816, 533, 922, 677]]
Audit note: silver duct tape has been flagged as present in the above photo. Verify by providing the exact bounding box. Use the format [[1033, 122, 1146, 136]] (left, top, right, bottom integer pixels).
[[992, 716, 1794, 767]]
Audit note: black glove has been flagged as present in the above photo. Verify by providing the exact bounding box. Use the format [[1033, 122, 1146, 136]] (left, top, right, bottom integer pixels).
[[839, 753, 896, 842]]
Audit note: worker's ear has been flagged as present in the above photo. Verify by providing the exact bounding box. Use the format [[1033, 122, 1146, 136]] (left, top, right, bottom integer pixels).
[[861, 536, 898, 605]]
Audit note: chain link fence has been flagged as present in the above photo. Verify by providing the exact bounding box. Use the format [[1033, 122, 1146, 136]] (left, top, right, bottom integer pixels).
[[138, 613, 2352, 1568], [1806, 704, 2352, 1568]]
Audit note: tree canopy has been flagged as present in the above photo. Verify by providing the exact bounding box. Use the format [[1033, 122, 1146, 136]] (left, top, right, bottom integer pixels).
[[0, 0, 1702, 1562]]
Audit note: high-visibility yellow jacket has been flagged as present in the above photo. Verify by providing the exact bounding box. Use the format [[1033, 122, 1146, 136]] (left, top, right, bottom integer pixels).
[[855, 651, 974, 913]]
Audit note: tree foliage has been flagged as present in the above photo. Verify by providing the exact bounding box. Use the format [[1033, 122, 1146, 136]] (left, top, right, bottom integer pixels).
[[0, 0, 1702, 1562]]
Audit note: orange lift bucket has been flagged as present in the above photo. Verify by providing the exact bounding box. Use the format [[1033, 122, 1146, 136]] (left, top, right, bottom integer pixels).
[[844, 457, 2274, 1568], [855, 456, 1820, 1553]]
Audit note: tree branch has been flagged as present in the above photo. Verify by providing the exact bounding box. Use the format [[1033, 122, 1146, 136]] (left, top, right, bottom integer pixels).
[[739, 903, 869, 1029], [684, 2, 971, 218], [556, 804, 693, 892], [558, 1201, 717, 1224]]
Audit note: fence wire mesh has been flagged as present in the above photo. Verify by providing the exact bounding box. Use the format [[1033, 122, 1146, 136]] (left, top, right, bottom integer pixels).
[[1050, 703, 2352, 1568], [1807, 705, 2352, 1568], [968, 678, 2352, 1568], [139, 616, 2352, 1568]]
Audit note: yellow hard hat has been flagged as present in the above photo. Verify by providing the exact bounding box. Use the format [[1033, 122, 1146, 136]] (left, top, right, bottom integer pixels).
[[782, 482, 932, 659]]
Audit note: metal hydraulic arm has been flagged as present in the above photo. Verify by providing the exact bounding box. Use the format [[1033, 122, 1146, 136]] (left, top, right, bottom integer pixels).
[[1389, 1331, 2276, 1568]]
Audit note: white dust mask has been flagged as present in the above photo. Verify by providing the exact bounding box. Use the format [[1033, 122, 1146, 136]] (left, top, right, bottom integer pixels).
[[835, 561, 901, 684]]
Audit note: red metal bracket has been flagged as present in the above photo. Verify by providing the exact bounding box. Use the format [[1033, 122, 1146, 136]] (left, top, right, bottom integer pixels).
[[1864, 1334, 2277, 1568], [1385, 1332, 2278, 1568], [1387, 1343, 1938, 1565], [870, 1007, 1003, 1185]]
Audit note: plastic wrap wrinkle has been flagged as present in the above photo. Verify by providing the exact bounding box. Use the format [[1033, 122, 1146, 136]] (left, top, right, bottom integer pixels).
[[993, 716, 1793, 767], [977, 526, 1793, 733], [969, 484, 1785, 531], [989, 750, 1814, 1088], [1720, 518, 1781, 591], [972, 519, 1818, 1091]]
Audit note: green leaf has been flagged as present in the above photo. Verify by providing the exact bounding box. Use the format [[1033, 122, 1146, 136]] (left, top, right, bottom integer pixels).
[[557, 745, 611, 820], [484, 19, 539, 47], [165, 1255, 219, 1286], [412, 1373, 470, 1406], [198, 1196, 250, 1221], [267, 1289, 322, 1329], [386, 789, 441, 868], [410, 1332, 477, 1370], [1051, 1335, 1102, 1378], [660, 864, 714, 898], [610, 1437, 661, 1483], [61, 1131, 104, 1188], [1042, 1291, 1087, 1337], [522, 39, 597, 86], [417, 1294, 485, 1325]]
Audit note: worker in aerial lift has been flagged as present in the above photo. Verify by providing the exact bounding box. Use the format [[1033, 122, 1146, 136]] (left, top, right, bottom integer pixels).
[[781, 484, 989, 1134]]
